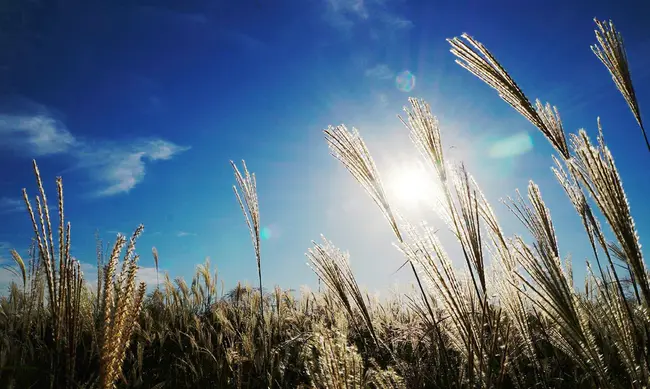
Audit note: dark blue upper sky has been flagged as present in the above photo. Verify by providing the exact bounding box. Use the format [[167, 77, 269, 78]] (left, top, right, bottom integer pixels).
[[1, 0, 649, 293]]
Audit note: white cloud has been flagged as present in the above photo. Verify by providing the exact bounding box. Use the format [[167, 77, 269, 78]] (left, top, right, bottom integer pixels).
[[0, 114, 77, 155], [0, 99, 189, 197], [136, 266, 163, 286], [144, 139, 188, 160], [76, 139, 190, 197], [176, 231, 196, 237], [365, 63, 394, 79]]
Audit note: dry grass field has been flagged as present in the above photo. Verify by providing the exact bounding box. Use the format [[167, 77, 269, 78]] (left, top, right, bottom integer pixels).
[[1, 18, 649, 388]]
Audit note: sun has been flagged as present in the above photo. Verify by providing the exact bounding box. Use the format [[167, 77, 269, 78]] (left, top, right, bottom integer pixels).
[[385, 161, 440, 209]]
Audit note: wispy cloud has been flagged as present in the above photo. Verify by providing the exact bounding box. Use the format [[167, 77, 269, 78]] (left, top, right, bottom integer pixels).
[[377, 12, 413, 30], [0, 99, 189, 196], [176, 231, 196, 237], [0, 113, 77, 155], [365, 63, 394, 80], [326, 0, 369, 20], [0, 197, 24, 215], [322, 0, 412, 33], [76, 139, 190, 197]]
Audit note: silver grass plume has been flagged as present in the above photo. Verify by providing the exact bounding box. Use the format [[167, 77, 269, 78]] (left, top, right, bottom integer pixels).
[[592, 18, 648, 151], [448, 34, 570, 159]]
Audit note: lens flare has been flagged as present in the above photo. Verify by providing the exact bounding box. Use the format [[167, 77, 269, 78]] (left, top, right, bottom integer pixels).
[[395, 70, 416, 92], [488, 132, 534, 159], [261, 226, 272, 240]]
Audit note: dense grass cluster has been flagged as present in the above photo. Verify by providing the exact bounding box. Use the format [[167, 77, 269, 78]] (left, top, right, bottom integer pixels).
[[1, 18, 649, 388]]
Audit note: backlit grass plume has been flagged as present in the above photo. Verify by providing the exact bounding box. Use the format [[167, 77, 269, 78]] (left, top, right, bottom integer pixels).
[[231, 160, 264, 316], [307, 237, 379, 347], [507, 183, 609, 386], [324, 125, 400, 238], [568, 123, 649, 305], [324, 125, 436, 324], [231, 159, 270, 382], [448, 17, 649, 387], [399, 98, 447, 182], [448, 34, 570, 159], [592, 18, 648, 151]]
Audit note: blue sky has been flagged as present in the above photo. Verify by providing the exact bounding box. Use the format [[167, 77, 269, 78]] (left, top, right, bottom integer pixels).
[[1, 0, 649, 295]]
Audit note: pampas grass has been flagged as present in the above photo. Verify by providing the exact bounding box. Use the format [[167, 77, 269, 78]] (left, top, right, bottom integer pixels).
[[592, 18, 649, 151]]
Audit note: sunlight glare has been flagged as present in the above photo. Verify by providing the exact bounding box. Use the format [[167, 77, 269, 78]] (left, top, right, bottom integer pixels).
[[385, 161, 440, 209]]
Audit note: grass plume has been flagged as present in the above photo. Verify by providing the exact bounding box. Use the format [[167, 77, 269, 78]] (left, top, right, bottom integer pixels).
[[592, 18, 649, 150]]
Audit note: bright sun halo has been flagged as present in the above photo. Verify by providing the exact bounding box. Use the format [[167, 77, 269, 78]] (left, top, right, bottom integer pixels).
[[386, 161, 439, 208]]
